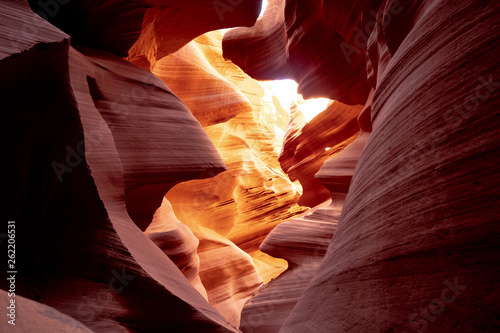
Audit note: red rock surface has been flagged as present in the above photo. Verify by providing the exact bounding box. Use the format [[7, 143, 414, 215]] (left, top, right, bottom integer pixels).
[[279, 101, 362, 207], [222, 0, 372, 105], [0, 290, 94, 333], [74, 45, 226, 231], [27, 0, 263, 62], [127, 1, 263, 70], [2, 0, 500, 332], [145, 198, 208, 299], [280, 0, 500, 332], [1, 1, 237, 331], [153, 30, 308, 326], [239, 132, 369, 332]]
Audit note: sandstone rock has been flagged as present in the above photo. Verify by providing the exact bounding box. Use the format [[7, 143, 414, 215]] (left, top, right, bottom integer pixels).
[[3, 0, 499, 332], [279, 101, 362, 207], [154, 30, 308, 326], [145, 198, 208, 299], [27, 0, 263, 63], [152, 33, 251, 127], [222, 0, 372, 105], [73, 45, 226, 231], [281, 0, 500, 332], [160, 31, 307, 283], [0, 2, 237, 331], [239, 133, 369, 332], [0, 290, 95, 333]]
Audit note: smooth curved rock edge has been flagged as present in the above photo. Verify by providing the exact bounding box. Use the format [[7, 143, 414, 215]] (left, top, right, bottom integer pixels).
[[1, 0, 499, 332], [1, 1, 238, 332], [239, 133, 369, 333], [223, 0, 372, 105], [280, 0, 500, 332], [155, 30, 309, 326]]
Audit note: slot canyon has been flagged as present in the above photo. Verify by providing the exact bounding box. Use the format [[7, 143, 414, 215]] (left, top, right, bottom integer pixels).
[[0, 0, 499, 332]]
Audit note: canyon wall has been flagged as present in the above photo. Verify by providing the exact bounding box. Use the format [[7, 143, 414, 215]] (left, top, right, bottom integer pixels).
[[223, 0, 500, 332], [1, 0, 499, 332], [152, 31, 312, 326], [1, 0, 310, 331], [0, 0, 244, 331]]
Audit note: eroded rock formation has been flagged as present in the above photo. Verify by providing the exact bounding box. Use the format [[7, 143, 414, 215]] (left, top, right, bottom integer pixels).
[[0, 290, 94, 333], [239, 132, 369, 332], [223, 0, 372, 104], [281, 1, 500, 332], [27, 0, 263, 62], [152, 30, 309, 326], [279, 101, 362, 207], [225, 0, 499, 332], [1, 1, 237, 331], [145, 198, 208, 299], [1, 0, 499, 332]]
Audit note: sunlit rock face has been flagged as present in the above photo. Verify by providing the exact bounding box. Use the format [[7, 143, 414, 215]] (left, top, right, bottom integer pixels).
[[2, 1, 310, 331], [2, 0, 499, 332], [145, 198, 208, 299], [152, 30, 308, 326], [239, 132, 369, 333], [27, 0, 262, 61], [279, 101, 362, 207]]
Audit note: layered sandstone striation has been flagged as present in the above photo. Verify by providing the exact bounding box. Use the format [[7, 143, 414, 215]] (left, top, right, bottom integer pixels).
[[2, 1, 310, 330], [1, 1, 238, 331], [239, 132, 369, 332], [222, 0, 372, 104], [279, 101, 362, 207], [279, 1, 500, 332], [0, 290, 94, 333], [2, 0, 499, 332], [145, 198, 208, 299], [225, 0, 500, 332], [153, 30, 308, 326], [27, 0, 263, 62]]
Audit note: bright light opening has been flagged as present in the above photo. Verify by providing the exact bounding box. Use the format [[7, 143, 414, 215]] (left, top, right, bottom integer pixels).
[[266, 79, 331, 123], [259, 0, 268, 18], [299, 98, 331, 122]]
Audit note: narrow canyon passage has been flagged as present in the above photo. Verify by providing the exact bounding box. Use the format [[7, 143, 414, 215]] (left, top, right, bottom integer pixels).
[[145, 30, 355, 327], [1, 0, 499, 332]]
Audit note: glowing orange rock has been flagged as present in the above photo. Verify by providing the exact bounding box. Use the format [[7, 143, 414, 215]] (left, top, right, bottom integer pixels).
[[28, 0, 263, 63], [279, 101, 362, 207], [1, 2, 238, 331], [153, 30, 308, 326], [240, 132, 370, 332], [145, 198, 208, 299]]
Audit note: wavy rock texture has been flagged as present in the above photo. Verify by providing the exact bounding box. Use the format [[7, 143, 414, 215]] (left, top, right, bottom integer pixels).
[[27, 0, 263, 62], [2, 0, 499, 332], [281, 0, 500, 332], [239, 132, 369, 333], [0, 1, 238, 331], [152, 33, 251, 127], [145, 198, 208, 299], [0, 290, 94, 333], [279, 101, 362, 207], [152, 30, 308, 326], [222, 0, 372, 105], [128, 0, 263, 70], [76, 45, 227, 231]]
